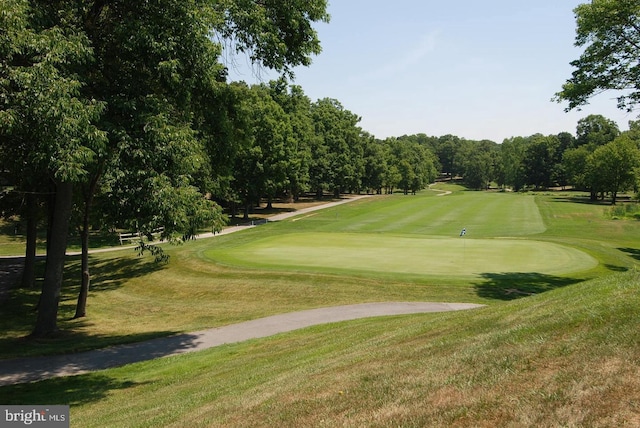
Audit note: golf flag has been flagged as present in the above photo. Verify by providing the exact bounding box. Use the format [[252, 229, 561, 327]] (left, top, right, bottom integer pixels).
[[460, 228, 466, 236]]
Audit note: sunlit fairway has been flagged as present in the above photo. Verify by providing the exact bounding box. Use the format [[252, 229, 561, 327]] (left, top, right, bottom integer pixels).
[[205, 232, 598, 278], [204, 189, 599, 280]]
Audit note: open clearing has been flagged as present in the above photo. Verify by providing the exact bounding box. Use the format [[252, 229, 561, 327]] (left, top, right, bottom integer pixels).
[[206, 232, 598, 277]]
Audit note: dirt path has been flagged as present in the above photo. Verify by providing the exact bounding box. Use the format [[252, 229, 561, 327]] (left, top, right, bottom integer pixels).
[[0, 302, 484, 386]]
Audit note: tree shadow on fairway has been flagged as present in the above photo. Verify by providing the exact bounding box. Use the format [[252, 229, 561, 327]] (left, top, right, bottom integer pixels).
[[63, 254, 168, 294], [0, 255, 167, 359], [473, 272, 583, 301], [0, 373, 144, 406], [549, 194, 612, 206], [618, 247, 640, 261]]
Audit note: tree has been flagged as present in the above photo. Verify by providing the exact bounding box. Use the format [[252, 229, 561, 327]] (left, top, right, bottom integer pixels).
[[463, 151, 493, 190], [0, 1, 107, 335], [553, 132, 576, 189], [587, 134, 640, 204], [522, 135, 559, 189], [268, 80, 314, 201], [555, 0, 640, 112], [390, 139, 436, 194], [499, 137, 528, 191], [230, 83, 294, 217], [562, 145, 591, 191], [570, 115, 620, 199], [436, 135, 462, 179], [213, 0, 329, 77], [575, 115, 620, 147], [1, 0, 330, 336], [310, 98, 364, 198], [362, 138, 388, 194]]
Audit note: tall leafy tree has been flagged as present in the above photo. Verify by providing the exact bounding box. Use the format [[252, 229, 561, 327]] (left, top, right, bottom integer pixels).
[[436, 135, 462, 179], [575, 114, 621, 147], [1, 0, 330, 336], [362, 137, 388, 194], [569, 115, 620, 199], [499, 137, 528, 191], [268, 79, 314, 201], [310, 98, 364, 198], [0, 0, 107, 335], [555, 0, 640, 112], [562, 145, 591, 191], [522, 135, 560, 189], [586, 134, 640, 204], [553, 132, 577, 189], [391, 139, 437, 194], [230, 83, 294, 217]]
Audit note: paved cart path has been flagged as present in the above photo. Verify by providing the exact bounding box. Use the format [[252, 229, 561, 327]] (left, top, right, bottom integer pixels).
[[0, 302, 484, 386]]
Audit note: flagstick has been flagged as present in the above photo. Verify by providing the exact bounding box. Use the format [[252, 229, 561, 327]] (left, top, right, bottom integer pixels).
[[460, 227, 466, 265]]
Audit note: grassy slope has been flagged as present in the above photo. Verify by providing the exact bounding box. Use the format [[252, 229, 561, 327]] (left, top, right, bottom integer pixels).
[[3, 270, 638, 427]]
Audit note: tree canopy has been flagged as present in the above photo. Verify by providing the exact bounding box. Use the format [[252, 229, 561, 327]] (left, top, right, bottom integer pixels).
[[0, 0, 331, 337], [555, 0, 640, 112]]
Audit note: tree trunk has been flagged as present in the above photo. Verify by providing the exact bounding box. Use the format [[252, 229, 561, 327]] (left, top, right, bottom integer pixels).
[[74, 213, 90, 319], [21, 193, 38, 289], [32, 181, 73, 338], [74, 171, 101, 319]]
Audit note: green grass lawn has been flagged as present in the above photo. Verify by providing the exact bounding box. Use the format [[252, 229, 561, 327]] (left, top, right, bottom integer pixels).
[[3, 270, 639, 427], [206, 232, 597, 278], [1, 186, 640, 426]]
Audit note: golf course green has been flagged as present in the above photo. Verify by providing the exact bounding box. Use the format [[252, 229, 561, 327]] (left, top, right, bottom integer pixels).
[[203, 189, 602, 279], [205, 232, 598, 277]]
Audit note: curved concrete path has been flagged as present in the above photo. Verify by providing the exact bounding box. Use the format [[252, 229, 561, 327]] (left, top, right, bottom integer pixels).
[[0, 302, 483, 386]]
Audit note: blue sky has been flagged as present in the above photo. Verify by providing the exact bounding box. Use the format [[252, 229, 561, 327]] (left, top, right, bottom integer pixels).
[[227, 1, 635, 143]]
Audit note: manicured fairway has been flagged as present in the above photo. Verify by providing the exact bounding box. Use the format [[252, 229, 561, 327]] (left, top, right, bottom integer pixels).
[[205, 232, 598, 278], [282, 191, 547, 238]]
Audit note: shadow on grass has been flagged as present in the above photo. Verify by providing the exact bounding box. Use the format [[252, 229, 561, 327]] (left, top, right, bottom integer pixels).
[[0, 330, 204, 386], [474, 272, 583, 301], [64, 253, 167, 293], [549, 195, 614, 206], [0, 255, 166, 359], [618, 247, 640, 261], [0, 374, 143, 406]]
